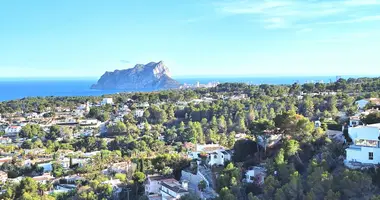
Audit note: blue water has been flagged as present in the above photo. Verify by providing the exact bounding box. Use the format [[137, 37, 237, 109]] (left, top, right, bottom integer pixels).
[[0, 75, 371, 101]]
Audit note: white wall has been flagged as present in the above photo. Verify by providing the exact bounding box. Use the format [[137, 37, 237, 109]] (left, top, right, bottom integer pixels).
[[145, 180, 161, 195], [346, 147, 380, 164]]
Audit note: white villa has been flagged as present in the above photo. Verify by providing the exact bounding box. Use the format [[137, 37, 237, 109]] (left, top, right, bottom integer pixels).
[[79, 119, 100, 127], [145, 175, 189, 200], [161, 179, 189, 200], [4, 125, 22, 135], [101, 98, 114, 106], [345, 123, 380, 165], [134, 109, 144, 118], [244, 166, 266, 185], [187, 144, 232, 166]]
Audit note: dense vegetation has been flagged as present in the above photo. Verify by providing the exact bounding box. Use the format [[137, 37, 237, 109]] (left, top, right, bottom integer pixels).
[[0, 77, 380, 200]]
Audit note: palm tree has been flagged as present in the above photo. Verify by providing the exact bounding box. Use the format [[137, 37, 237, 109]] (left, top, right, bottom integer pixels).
[[46, 181, 54, 192], [38, 182, 47, 195]]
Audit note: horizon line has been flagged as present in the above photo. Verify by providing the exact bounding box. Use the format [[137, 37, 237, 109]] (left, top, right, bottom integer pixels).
[[0, 74, 379, 79]]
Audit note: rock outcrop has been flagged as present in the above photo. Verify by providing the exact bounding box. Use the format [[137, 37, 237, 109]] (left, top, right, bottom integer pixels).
[[91, 61, 180, 90]]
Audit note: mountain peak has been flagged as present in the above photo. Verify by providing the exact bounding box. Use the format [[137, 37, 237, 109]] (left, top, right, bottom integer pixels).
[[91, 61, 179, 90]]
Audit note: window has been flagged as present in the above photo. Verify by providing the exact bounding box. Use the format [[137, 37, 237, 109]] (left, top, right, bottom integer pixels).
[[369, 152, 374, 160]]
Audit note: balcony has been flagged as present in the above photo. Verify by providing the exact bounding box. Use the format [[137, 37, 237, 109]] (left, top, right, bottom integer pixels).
[[347, 145, 362, 151]]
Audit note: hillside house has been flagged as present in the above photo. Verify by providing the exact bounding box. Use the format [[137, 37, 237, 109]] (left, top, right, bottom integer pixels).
[[345, 123, 380, 165], [32, 173, 55, 184], [145, 175, 171, 196], [161, 179, 189, 200], [101, 98, 114, 106], [244, 166, 266, 185], [134, 109, 144, 118], [0, 137, 12, 144], [187, 144, 232, 166], [79, 119, 99, 127], [145, 175, 189, 200], [136, 102, 150, 109], [349, 116, 362, 127], [4, 125, 21, 136], [105, 161, 135, 175], [25, 112, 41, 119]]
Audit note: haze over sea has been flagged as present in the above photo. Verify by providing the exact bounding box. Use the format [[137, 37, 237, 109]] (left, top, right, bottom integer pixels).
[[0, 75, 368, 101]]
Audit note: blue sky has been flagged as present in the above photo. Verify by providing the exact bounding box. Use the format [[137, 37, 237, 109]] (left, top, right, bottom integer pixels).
[[1, 0, 380, 78]]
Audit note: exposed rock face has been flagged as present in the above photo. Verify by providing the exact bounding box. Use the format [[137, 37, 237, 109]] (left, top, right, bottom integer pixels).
[[91, 61, 180, 90]]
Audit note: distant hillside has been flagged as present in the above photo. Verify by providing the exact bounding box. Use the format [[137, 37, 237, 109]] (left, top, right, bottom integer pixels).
[[91, 61, 180, 90]]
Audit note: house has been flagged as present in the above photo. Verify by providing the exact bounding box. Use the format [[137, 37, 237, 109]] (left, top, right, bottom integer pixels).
[[235, 133, 247, 140], [229, 94, 247, 100], [244, 166, 266, 185], [77, 102, 90, 113], [4, 125, 22, 135], [25, 112, 41, 119], [101, 98, 114, 106], [134, 109, 144, 118], [0, 170, 8, 183], [145, 175, 189, 200], [119, 105, 130, 112], [187, 144, 232, 166], [79, 119, 99, 126], [32, 173, 55, 184], [356, 99, 369, 110], [137, 123, 151, 130], [160, 179, 189, 200], [369, 98, 380, 108], [8, 176, 23, 184], [0, 137, 12, 144], [349, 116, 362, 127], [136, 102, 150, 109], [60, 157, 89, 169], [82, 151, 101, 158], [114, 115, 124, 123], [106, 161, 135, 175], [314, 120, 321, 128], [60, 175, 85, 184], [257, 133, 282, 149], [51, 184, 77, 194], [345, 124, 380, 165], [145, 175, 172, 196]]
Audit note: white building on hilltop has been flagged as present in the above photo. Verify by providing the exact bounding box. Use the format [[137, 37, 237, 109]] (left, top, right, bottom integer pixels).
[[244, 166, 266, 185], [4, 125, 22, 135], [101, 98, 113, 106], [134, 109, 144, 118], [187, 144, 232, 166], [345, 123, 380, 165], [145, 175, 189, 200]]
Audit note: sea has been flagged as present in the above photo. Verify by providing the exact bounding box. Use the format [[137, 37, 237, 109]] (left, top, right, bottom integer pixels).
[[0, 75, 373, 102]]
